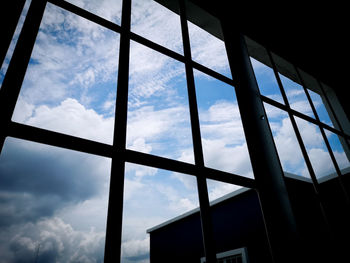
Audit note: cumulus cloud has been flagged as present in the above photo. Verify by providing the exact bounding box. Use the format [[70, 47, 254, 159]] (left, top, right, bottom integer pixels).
[[197, 101, 253, 177], [121, 165, 200, 262], [0, 217, 105, 263], [0, 137, 111, 262], [264, 104, 350, 180], [14, 98, 115, 144]]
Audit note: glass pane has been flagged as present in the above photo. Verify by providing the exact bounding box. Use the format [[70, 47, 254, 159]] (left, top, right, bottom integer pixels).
[[12, 3, 120, 145], [264, 103, 310, 179], [279, 73, 315, 118], [0, 137, 111, 262], [295, 117, 337, 180], [127, 41, 194, 163], [122, 163, 202, 262], [131, 0, 183, 54], [0, 0, 31, 88], [188, 21, 231, 79], [325, 130, 350, 174], [308, 89, 334, 127], [207, 179, 245, 202], [207, 181, 270, 262], [65, 0, 122, 25], [250, 57, 284, 104], [194, 69, 253, 177]]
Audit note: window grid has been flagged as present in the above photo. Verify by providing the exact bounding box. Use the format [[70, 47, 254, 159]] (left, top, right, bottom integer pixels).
[[257, 48, 350, 230], [1, 0, 349, 262], [295, 66, 350, 201], [0, 0, 249, 262], [263, 48, 350, 186]]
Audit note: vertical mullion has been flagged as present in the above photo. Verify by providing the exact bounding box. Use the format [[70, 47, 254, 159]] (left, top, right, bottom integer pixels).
[[295, 67, 350, 205], [267, 51, 320, 188], [267, 50, 337, 251], [318, 81, 350, 149], [104, 0, 131, 262], [0, 0, 47, 152], [179, 1, 216, 262]]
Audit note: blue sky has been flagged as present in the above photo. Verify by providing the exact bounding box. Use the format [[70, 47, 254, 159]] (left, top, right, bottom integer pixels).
[[0, 0, 349, 262]]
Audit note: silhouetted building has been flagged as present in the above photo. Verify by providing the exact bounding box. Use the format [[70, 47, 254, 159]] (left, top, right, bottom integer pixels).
[[148, 172, 350, 263]]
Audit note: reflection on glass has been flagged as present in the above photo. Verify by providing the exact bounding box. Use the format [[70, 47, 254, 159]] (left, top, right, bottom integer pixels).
[[0, 137, 111, 262], [131, 0, 183, 54], [122, 163, 201, 262], [295, 117, 336, 180], [127, 41, 194, 163], [264, 103, 310, 179], [308, 89, 334, 127], [65, 0, 122, 25], [325, 130, 350, 174], [279, 73, 315, 118], [250, 57, 284, 104], [194, 69, 253, 178], [12, 3, 120, 145], [188, 21, 231, 79]]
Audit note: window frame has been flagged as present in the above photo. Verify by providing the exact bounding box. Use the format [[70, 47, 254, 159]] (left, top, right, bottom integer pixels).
[[1, 0, 349, 262], [200, 247, 248, 263]]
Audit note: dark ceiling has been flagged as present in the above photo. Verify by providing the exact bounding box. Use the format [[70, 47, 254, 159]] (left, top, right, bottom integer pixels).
[[191, 0, 348, 89]]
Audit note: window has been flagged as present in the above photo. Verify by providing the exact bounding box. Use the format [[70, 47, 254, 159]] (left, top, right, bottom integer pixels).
[[248, 36, 350, 182], [200, 248, 248, 263], [1, 0, 349, 262]]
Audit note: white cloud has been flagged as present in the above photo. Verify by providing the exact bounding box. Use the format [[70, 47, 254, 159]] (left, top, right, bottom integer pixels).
[[273, 118, 307, 169], [207, 180, 243, 202], [306, 148, 336, 178], [66, 0, 122, 24], [295, 118, 323, 147], [131, 0, 183, 54], [0, 217, 105, 263], [202, 139, 253, 177], [14, 98, 115, 144], [16, 3, 120, 108], [188, 21, 231, 77], [126, 105, 193, 159], [121, 237, 149, 262], [197, 101, 253, 177]]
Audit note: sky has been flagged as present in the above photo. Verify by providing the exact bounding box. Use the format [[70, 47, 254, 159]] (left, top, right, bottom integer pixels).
[[0, 0, 350, 262]]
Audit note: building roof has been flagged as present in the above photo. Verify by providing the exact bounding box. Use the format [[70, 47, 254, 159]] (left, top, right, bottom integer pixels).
[[147, 187, 251, 233], [147, 169, 350, 233]]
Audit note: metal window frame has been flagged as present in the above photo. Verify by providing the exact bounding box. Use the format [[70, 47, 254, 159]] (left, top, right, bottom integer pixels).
[[0, 1, 252, 263], [1, 0, 348, 263]]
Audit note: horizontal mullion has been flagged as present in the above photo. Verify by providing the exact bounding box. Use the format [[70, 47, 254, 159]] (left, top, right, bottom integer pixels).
[[130, 31, 185, 63], [124, 149, 256, 188], [191, 60, 236, 87], [7, 121, 113, 158], [49, 0, 122, 34]]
